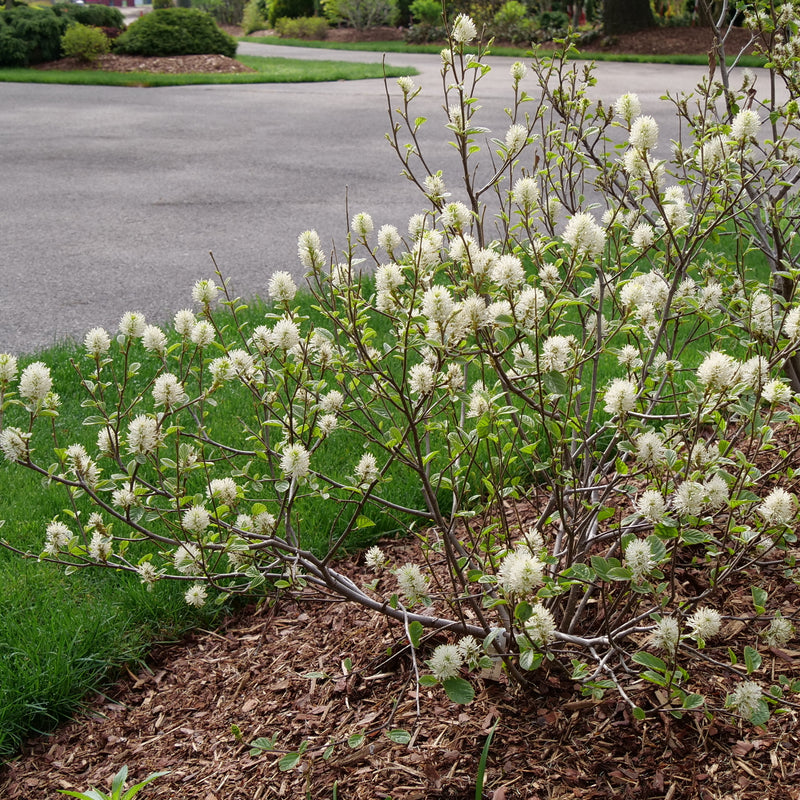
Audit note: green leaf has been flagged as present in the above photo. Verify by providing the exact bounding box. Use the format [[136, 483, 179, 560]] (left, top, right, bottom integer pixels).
[[632, 651, 667, 672], [355, 514, 375, 529], [682, 693, 705, 710], [442, 676, 475, 704], [749, 699, 771, 727], [751, 586, 768, 614], [348, 733, 365, 749], [543, 370, 568, 396], [121, 772, 170, 800], [408, 620, 424, 649], [278, 751, 303, 771], [386, 729, 412, 744], [632, 706, 646, 721], [744, 645, 762, 675]]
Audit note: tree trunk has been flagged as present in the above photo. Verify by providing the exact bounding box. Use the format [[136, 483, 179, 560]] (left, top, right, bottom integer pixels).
[[603, 0, 656, 35]]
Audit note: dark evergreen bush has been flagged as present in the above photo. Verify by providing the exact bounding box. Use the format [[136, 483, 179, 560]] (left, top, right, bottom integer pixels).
[[0, 5, 66, 67], [113, 7, 237, 57], [54, 3, 125, 30], [267, 0, 314, 28]]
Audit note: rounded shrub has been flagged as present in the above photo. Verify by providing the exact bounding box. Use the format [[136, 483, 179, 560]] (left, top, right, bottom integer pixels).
[[61, 22, 110, 63], [0, 5, 66, 67], [54, 2, 125, 30], [267, 0, 314, 28], [113, 7, 237, 57]]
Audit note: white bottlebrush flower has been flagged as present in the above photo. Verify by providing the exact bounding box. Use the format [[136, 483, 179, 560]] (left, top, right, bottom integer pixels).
[[408, 213, 427, 239], [44, 520, 72, 555], [88, 531, 112, 561], [631, 222, 655, 250], [190, 320, 215, 348], [428, 644, 463, 681], [696, 351, 738, 393], [538, 262, 560, 290], [741, 355, 770, 391], [396, 562, 429, 605], [510, 60, 527, 82], [763, 379, 792, 405], [562, 212, 606, 258], [491, 254, 525, 289], [662, 186, 691, 229], [440, 201, 471, 231], [497, 547, 545, 596], [320, 389, 344, 413], [784, 306, 800, 339], [457, 635, 483, 669], [152, 373, 187, 410], [504, 123, 528, 155], [182, 504, 211, 533], [396, 75, 415, 95], [672, 480, 706, 517], [514, 286, 545, 328], [209, 357, 233, 384], [126, 414, 160, 456], [174, 542, 202, 574], [700, 135, 728, 169], [253, 511, 277, 534], [615, 92, 642, 125], [192, 278, 219, 306], [318, 413, 338, 437], [637, 489, 667, 523], [629, 115, 659, 150], [364, 545, 386, 571], [625, 538, 654, 583], [111, 487, 136, 509], [617, 344, 641, 369], [208, 477, 238, 506], [268, 271, 297, 303], [184, 583, 208, 608], [422, 285, 454, 325], [749, 291, 776, 336], [758, 487, 796, 526], [84, 328, 111, 357], [698, 282, 723, 312], [635, 431, 666, 466], [451, 12, 477, 43], [228, 349, 255, 380], [764, 615, 794, 647], [119, 311, 146, 339], [511, 176, 539, 210], [524, 604, 557, 646], [541, 335, 574, 372], [354, 452, 379, 485], [270, 318, 301, 352], [650, 616, 680, 656], [375, 262, 404, 294], [727, 680, 763, 720], [688, 607, 722, 641], [137, 561, 159, 588], [730, 108, 760, 142], [377, 224, 402, 254], [351, 212, 374, 238], [704, 474, 729, 509], [0, 426, 29, 462], [19, 361, 52, 403], [173, 309, 197, 337], [280, 442, 311, 481], [297, 229, 325, 271], [457, 295, 489, 332], [409, 363, 436, 396], [604, 378, 638, 416], [142, 325, 167, 356], [0, 353, 17, 383]]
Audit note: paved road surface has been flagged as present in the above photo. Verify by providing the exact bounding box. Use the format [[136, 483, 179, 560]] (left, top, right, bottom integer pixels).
[[0, 44, 744, 354]]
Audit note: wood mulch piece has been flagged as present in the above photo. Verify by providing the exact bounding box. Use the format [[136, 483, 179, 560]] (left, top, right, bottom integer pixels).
[[34, 54, 255, 75], [2, 530, 800, 800]]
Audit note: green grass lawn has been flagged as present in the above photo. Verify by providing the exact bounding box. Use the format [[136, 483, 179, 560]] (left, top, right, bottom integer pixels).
[[0, 54, 417, 87], [241, 34, 767, 68]]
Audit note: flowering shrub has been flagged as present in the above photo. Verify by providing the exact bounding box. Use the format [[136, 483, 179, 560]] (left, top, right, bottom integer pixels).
[[4, 8, 800, 725]]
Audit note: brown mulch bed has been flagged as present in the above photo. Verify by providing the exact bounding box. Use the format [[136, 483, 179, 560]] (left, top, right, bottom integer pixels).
[[2, 528, 800, 800], [34, 53, 255, 74]]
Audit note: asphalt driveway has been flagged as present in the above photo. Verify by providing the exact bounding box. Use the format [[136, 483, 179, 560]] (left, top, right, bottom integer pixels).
[[0, 45, 738, 353]]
